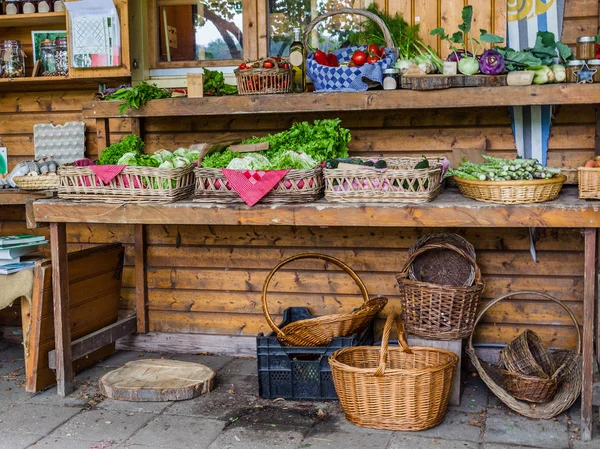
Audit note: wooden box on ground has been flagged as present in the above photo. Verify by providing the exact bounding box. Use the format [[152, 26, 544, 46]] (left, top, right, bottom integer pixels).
[[21, 243, 124, 392], [406, 336, 463, 406]]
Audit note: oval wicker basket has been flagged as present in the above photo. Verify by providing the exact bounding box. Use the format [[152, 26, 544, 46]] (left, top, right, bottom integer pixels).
[[577, 167, 600, 199], [262, 253, 387, 347], [12, 175, 60, 191], [407, 233, 476, 286], [499, 329, 556, 379], [397, 242, 484, 340], [453, 174, 567, 204], [234, 57, 292, 96], [329, 313, 458, 431], [467, 291, 582, 417]]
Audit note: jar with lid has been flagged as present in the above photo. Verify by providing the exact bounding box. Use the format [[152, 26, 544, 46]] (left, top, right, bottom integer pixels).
[[22, 0, 36, 14], [566, 60, 585, 83], [586, 59, 600, 83], [54, 37, 68, 75], [5, 0, 22, 14], [382, 68, 399, 90], [40, 39, 57, 76], [577, 36, 597, 60], [37, 0, 52, 13], [0, 40, 26, 77]]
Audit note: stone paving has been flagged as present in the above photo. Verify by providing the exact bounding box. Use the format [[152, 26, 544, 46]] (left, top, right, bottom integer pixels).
[[0, 341, 598, 449]]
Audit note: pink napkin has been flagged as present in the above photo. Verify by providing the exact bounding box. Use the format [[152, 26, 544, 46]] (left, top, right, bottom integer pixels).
[[90, 165, 127, 185], [221, 169, 290, 207]]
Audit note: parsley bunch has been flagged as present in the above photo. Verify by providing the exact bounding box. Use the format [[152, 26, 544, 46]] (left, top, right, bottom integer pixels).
[[105, 82, 171, 115]]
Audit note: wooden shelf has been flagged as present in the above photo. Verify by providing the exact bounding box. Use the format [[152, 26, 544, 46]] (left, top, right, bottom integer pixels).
[[84, 84, 600, 119], [0, 189, 52, 206], [31, 187, 599, 229], [0, 76, 131, 92], [0, 12, 66, 28]]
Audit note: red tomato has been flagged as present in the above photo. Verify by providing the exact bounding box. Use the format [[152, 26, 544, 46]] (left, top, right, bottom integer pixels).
[[238, 63, 249, 70], [281, 62, 290, 69], [368, 44, 380, 57], [351, 50, 367, 66], [367, 55, 380, 64], [263, 60, 274, 69]]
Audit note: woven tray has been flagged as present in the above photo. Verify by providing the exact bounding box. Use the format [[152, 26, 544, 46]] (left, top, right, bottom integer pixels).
[[577, 167, 600, 199], [324, 157, 443, 203], [193, 166, 324, 204], [234, 57, 292, 95], [453, 174, 567, 204], [58, 165, 195, 203], [12, 175, 60, 191]]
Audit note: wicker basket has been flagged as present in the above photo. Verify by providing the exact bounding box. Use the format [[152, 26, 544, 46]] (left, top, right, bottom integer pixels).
[[329, 313, 458, 431], [58, 165, 195, 203], [408, 233, 476, 286], [577, 167, 600, 199], [234, 57, 292, 95], [12, 175, 60, 191], [396, 243, 484, 340], [499, 330, 556, 378], [467, 291, 582, 417], [193, 166, 324, 204], [453, 174, 567, 204], [324, 157, 443, 203], [262, 253, 387, 347]]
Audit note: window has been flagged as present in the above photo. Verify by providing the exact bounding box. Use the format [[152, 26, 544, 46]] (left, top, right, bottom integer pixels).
[[154, 0, 245, 65]]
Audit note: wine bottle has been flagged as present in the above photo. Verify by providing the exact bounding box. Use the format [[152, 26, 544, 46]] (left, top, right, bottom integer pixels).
[[289, 27, 306, 93]]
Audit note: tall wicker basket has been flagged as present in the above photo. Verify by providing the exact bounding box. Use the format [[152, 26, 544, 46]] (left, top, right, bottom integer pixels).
[[329, 313, 458, 431]]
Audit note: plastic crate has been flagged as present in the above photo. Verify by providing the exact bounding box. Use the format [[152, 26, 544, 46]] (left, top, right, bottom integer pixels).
[[257, 307, 374, 400]]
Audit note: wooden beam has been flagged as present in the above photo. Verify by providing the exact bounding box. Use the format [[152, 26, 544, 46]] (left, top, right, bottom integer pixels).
[[31, 187, 600, 229], [96, 118, 111, 153], [581, 228, 596, 441], [134, 224, 148, 333], [83, 85, 600, 119], [49, 222, 74, 397], [48, 316, 137, 370]]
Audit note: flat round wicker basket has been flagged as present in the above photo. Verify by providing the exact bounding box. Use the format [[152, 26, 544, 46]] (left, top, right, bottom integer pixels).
[[329, 313, 458, 431], [453, 174, 567, 204], [262, 253, 387, 347], [408, 233, 476, 286], [467, 291, 582, 417], [12, 175, 60, 191]]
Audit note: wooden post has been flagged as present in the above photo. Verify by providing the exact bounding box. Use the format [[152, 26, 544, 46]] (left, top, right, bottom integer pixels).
[[581, 228, 596, 441], [134, 224, 148, 333], [50, 222, 74, 396], [96, 118, 111, 154], [130, 118, 142, 137]]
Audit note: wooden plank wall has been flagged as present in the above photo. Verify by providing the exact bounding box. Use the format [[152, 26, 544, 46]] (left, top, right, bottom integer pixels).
[[0, 0, 597, 352]]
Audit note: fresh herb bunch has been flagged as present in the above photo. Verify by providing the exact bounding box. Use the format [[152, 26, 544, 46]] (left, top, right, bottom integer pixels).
[[97, 135, 145, 165], [494, 31, 573, 71], [349, 4, 442, 72], [105, 81, 171, 115], [431, 6, 504, 75], [202, 119, 351, 169], [448, 155, 560, 181], [204, 69, 238, 96]]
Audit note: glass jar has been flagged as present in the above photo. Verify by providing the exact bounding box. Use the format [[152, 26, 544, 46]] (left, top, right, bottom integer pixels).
[[37, 0, 51, 13], [5, 0, 22, 14], [382, 68, 399, 90], [21, 0, 36, 14], [587, 59, 600, 83], [0, 40, 26, 77], [566, 60, 585, 83], [577, 36, 596, 60], [54, 37, 68, 75], [52, 0, 63, 12], [40, 39, 56, 76]]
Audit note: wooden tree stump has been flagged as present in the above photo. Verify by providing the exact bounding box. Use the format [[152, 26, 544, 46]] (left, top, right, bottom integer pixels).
[[99, 359, 216, 402]]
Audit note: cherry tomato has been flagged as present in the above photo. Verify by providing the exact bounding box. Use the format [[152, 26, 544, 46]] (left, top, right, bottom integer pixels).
[[367, 55, 381, 64], [351, 50, 367, 66], [263, 60, 274, 69], [368, 44, 380, 57], [281, 62, 290, 69], [238, 63, 249, 70]]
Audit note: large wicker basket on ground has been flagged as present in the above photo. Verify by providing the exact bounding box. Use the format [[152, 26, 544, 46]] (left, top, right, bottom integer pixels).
[[467, 291, 582, 417], [329, 313, 458, 431], [262, 253, 387, 347], [324, 157, 443, 203], [397, 242, 484, 340]]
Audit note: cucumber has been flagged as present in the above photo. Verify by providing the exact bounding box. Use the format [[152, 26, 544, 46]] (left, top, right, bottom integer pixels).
[[374, 160, 387, 169], [414, 158, 430, 169]]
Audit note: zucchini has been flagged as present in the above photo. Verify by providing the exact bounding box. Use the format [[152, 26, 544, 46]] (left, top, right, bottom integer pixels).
[[414, 158, 429, 169], [374, 160, 387, 169]]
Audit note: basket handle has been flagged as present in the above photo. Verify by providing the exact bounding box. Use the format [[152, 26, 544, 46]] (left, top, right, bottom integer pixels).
[[261, 253, 370, 340], [467, 291, 582, 356], [398, 242, 482, 283], [375, 313, 412, 377], [303, 8, 394, 50]]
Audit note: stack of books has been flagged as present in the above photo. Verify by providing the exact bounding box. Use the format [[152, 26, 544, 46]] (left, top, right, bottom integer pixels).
[[0, 234, 47, 274]]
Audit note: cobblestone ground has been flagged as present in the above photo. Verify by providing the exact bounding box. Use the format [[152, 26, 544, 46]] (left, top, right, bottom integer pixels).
[[0, 342, 597, 449]]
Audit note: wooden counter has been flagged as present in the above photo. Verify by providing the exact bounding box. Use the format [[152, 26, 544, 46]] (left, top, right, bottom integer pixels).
[[0, 189, 52, 206]]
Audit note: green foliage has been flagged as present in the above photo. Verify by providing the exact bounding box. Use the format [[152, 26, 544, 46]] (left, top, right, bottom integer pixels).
[[203, 69, 238, 95], [494, 31, 572, 71], [202, 119, 351, 169], [98, 135, 145, 165], [105, 82, 171, 115]]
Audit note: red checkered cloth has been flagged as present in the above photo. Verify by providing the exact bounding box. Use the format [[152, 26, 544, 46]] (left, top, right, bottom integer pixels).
[[221, 169, 290, 206], [90, 165, 127, 185]]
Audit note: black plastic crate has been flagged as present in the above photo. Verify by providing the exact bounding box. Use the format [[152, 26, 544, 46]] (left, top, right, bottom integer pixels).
[[257, 307, 374, 400]]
